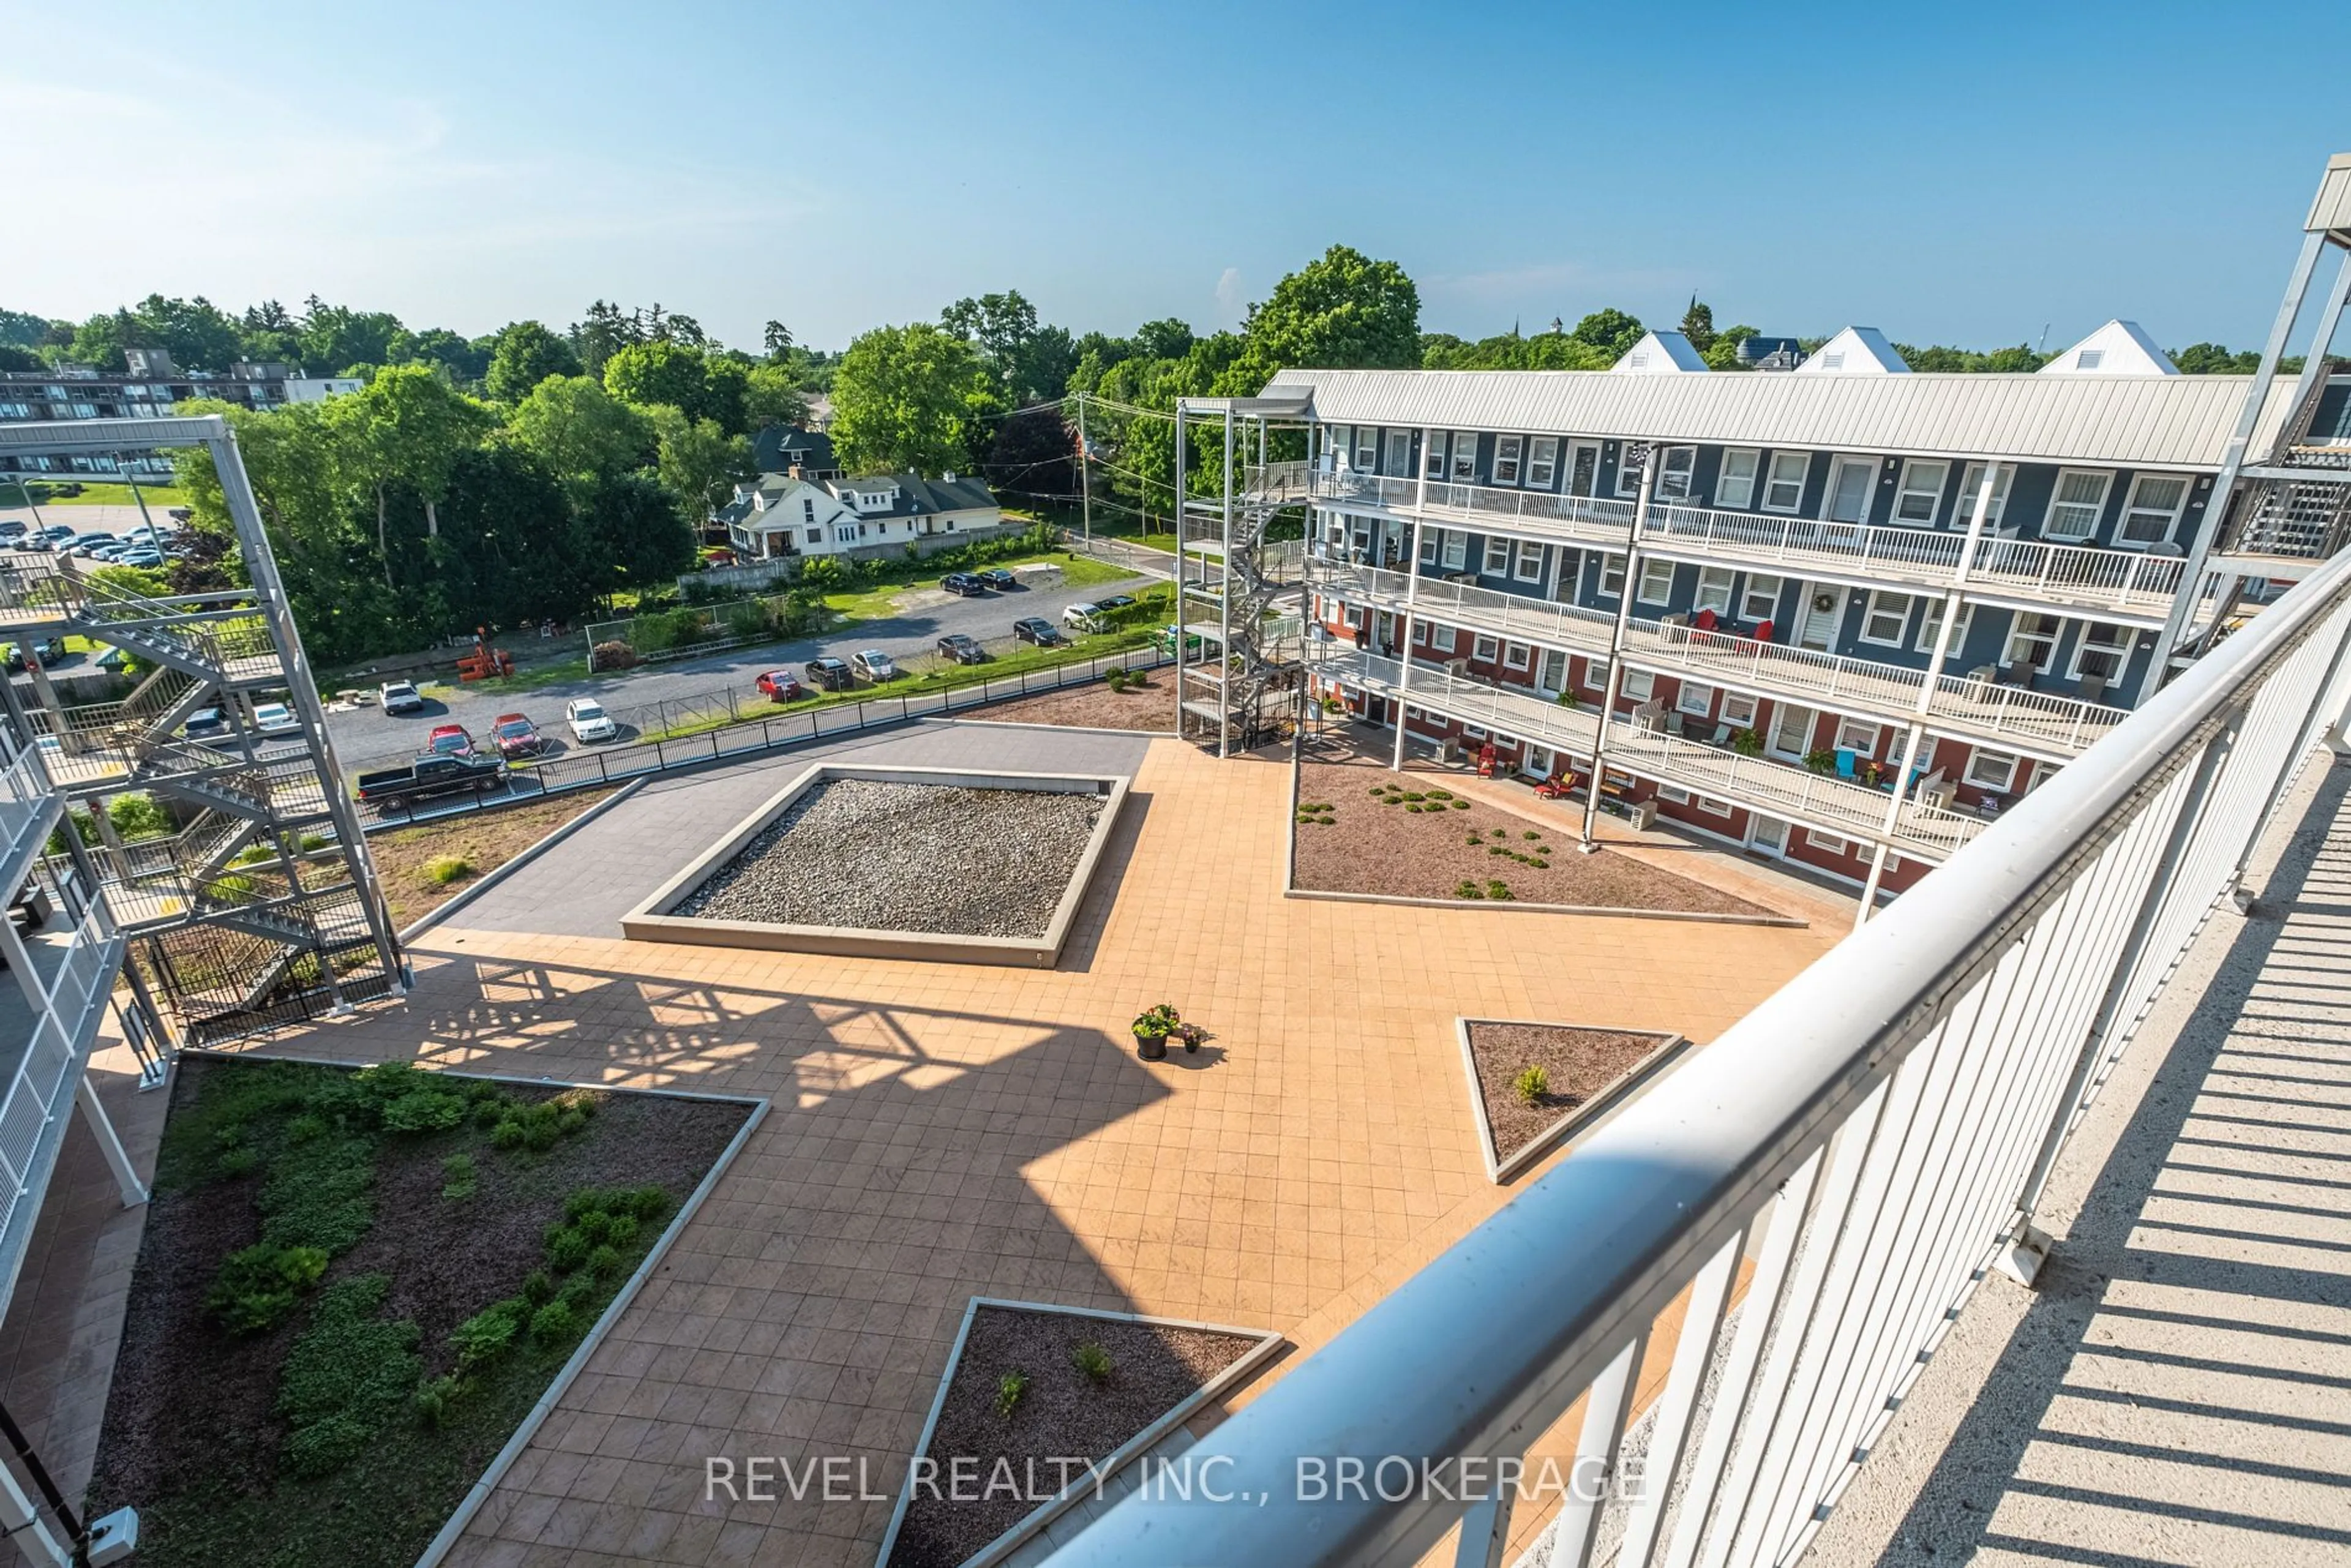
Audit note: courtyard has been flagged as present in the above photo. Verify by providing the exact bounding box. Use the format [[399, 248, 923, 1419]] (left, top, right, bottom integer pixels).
[[5, 716, 1840, 1567]]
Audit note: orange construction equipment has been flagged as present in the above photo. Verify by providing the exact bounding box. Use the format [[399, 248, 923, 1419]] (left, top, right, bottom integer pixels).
[[454, 630, 516, 682]]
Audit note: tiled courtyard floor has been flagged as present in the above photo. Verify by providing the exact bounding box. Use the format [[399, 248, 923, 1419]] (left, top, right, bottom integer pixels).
[[9, 729, 1840, 1567]]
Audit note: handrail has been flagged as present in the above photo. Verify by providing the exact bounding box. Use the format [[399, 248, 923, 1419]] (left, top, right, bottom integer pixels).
[[1049, 515, 2351, 1567]]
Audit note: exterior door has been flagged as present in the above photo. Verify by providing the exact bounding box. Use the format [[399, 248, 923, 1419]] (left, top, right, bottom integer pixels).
[[1826, 458, 1876, 524], [1537, 648, 1567, 697], [1567, 442, 1601, 498], [1770, 702, 1815, 759], [1798, 585, 1845, 651], [1749, 816, 1789, 857]]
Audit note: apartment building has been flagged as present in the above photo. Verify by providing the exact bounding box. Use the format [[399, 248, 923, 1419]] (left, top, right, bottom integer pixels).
[[1280, 329, 2351, 902], [0, 351, 361, 478]]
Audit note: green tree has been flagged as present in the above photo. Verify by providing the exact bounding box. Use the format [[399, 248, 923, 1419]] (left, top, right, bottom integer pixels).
[[299, 297, 405, 373], [0, 308, 57, 349], [484, 320, 583, 403], [743, 362, 812, 431], [1704, 324, 1762, 370], [503, 375, 655, 500], [1570, 309, 1644, 358], [391, 326, 490, 387], [830, 322, 996, 476], [575, 472, 696, 602], [648, 405, 752, 519], [604, 341, 748, 431], [1222, 245, 1420, 392], [1681, 299, 1716, 353], [429, 446, 584, 632], [2169, 342, 2262, 374], [321, 366, 494, 583], [762, 320, 794, 359]]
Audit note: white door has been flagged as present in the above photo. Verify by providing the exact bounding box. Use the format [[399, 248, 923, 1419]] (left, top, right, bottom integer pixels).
[[1770, 702, 1815, 759], [1749, 816, 1789, 857], [1826, 459, 1875, 524], [1537, 649, 1567, 697], [1567, 442, 1602, 498], [1798, 585, 1845, 651]]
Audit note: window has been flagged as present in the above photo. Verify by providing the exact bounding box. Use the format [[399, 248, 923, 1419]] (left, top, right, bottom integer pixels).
[[1894, 460, 1949, 523], [1427, 624, 1458, 655], [1483, 536, 1512, 574], [1327, 426, 1351, 463], [1514, 541, 1544, 582], [1637, 558, 1676, 604], [1741, 574, 1783, 623], [1966, 748, 2019, 791], [1345, 605, 1368, 630], [1494, 434, 1524, 485], [805, 527, 822, 544], [1658, 446, 1697, 499], [1861, 590, 1913, 646], [1472, 635, 1501, 662], [1464, 724, 1487, 741], [1677, 681, 1714, 716], [1697, 796, 1735, 817], [1721, 692, 1758, 727], [1504, 642, 1531, 670], [2005, 612, 2062, 668], [1835, 718, 1881, 755], [2077, 349, 2104, 370], [1526, 437, 1560, 488], [1419, 530, 1438, 565], [1695, 568, 1736, 615], [1354, 427, 1378, 470], [1951, 463, 2013, 530], [1915, 598, 1975, 655], [1425, 431, 1447, 479], [1600, 553, 1627, 596], [1451, 432, 1478, 481], [1805, 830, 1851, 855], [2072, 622, 2134, 683], [1659, 784, 1693, 805], [1718, 449, 1761, 509], [1616, 445, 1647, 498], [1763, 451, 1809, 512], [1385, 430, 1412, 476], [2118, 474, 2189, 546], [803, 498, 816, 522], [1441, 532, 1468, 571], [1622, 669, 1655, 701], [2045, 470, 2112, 540]]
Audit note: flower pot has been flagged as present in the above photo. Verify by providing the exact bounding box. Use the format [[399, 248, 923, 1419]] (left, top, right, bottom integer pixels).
[[1135, 1030, 1168, 1061]]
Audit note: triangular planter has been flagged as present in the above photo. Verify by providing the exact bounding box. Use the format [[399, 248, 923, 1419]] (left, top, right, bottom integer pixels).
[[876, 1297, 1284, 1568], [1456, 1018, 1690, 1183]]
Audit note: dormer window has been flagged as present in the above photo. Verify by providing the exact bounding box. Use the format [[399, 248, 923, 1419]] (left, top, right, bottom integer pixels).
[[2077, 350, 2104, 370]]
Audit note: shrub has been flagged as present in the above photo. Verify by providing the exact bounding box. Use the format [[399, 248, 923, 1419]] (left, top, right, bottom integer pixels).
[[546, 1226, 592, 1272], [440, 1153, 476, 1201], [996, 1370, 1030, 1419], [1467, 832, 1482, 845], [452, 1299, 526, 1368], [1731, 727, 1764, 758], [217, 1145, 259, 1178], [1523, 831, 1540, 841], [1513, 1065, 1550, 1106], [1425, 788, 1452, 800], [587, 1243, 625, 1278], [277, 1276, 421, 1479], [520, 1269, 557, 1305], [591, 640, 638, 671], [1455, 880, 1484, 899], [1072, 1342, 1114, 1384], [1451, 800, 1469, 809], [414, 1373, 462, 1430], [1487, 880, 1513, 901], [424, 853, 475, 887], [1804, 748, 1837, 775], [1402, 792, 1425, 802], [206, 1243, 330, 1334], [528, 1300, 579, 1346]]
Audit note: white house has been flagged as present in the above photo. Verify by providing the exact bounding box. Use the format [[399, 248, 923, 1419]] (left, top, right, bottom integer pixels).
[[719, 470, 1007, 563]]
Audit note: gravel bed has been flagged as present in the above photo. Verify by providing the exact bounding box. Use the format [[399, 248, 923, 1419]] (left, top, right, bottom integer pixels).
[[1467, 1022, 1675, 1165], [672, 778, 1106, 939]]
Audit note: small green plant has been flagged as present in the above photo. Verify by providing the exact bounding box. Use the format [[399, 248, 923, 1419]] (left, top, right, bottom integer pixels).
[[206, 1242, 330, 1335], [1557, 690, 1581, 708], [440, 1152, 477, 1201], [1072, 1341, 1114, 1384], [546, 1226, 592, 1272], [1455, 880, 1485, 899], [1487, 880, 1513, 901], [451, 1299, 525, 1368], [1450, 799, 1470, 809], [1523, 831, 1540, 841], [527, 1300, 579, 1346], [1133, 1003, 1181, 1040], [997, 1370, 1030, 1418], [1513, 1065, 1550, 1106], [1403, 791, 1425, 802], [1368, 786, 1384, 795], [1425, 788, 1453, 800], [424, 853, 476, 887], [1731, 727, 1764, 757], [217, 1144, 260, 1178], [414, 1373, 462, 1430], [1804, 748, 1838, 775], [1467, 831, 1482, 844]]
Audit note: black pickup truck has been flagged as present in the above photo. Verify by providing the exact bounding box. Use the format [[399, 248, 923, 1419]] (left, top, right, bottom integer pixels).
[[354, 752, 506, 805]]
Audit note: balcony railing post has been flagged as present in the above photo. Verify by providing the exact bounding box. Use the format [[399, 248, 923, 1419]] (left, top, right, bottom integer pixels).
[[1582, 449, 1660, 849]]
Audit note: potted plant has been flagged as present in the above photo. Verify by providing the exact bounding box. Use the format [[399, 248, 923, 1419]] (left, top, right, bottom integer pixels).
[[1132, 1003, 1179, 1060]]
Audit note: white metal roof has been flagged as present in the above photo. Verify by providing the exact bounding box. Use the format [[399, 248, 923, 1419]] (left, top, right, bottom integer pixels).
[[1269, 367, 2298, 470], [1794, 326, 1910, 375], [1611, 329, 1708, 373], [2039, 320, 2178, 376]]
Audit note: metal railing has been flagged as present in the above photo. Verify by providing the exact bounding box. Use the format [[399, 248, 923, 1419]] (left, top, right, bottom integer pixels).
[[0, 899, 123, 1264], [1045, 531, 2351, 1568], [0, 737, 57, 885]]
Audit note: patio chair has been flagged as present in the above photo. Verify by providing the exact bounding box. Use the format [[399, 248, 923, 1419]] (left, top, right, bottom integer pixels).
[[1834, 748, 1859, 781], [1750, 618, 1775, 644], [1692, 607, 1719, 632], [1534, 768, 1579, 800]]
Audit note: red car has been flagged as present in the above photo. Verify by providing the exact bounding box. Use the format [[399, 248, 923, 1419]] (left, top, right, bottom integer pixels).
[[755, 669, 804, 702], [424, 723, 475, 759], [489, 713, 544, 759]]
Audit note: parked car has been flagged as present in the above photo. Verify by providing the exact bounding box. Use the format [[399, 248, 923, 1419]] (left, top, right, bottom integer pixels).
[[35, 525, 75, 545], [851, 648, 898, 681], [251, 702, 301, 737], [937, 632, 987, 665], [977, 567, 1017, 590], [184, 706, 230, 740], [4, 637, 63, 672], [804, 655, 853, 691], [0, 520, 25, 541], [1097, 593, 1139, 615], [1011, 616, 1063, 647], [489, 713, 544, 759], [940, 572, 986, 596], [380, 680, 425, 715], [114, 548, 163, 568], [755, 669, 804, 702], [424, 722, 475, 757], [355, 752, 506, 805], [566, 698, 618, 743], [1061, 602, 1103, 633]]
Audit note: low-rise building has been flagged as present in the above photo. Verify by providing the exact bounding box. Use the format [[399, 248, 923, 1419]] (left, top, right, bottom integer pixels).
[[718, 468, 1007, 565], [0, 353, 362, 476]]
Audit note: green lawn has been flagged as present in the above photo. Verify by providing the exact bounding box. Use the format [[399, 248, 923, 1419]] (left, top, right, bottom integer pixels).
[[816, 549, 1139, 623], [0, 480, 187, 509]]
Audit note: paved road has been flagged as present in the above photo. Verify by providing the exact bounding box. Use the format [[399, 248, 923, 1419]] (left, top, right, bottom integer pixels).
[[324, 568, 1158, 769]]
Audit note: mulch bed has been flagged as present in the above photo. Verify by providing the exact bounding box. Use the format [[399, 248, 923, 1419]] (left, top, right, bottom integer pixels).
[[1292, 758, 1776, 917], [1466, 1023, 1676, 1166], [367, 787, 614, 930], [887, 1306, 1262, 1568], [970, 673, 1175, 732], [86, 1055, 750, 1568]]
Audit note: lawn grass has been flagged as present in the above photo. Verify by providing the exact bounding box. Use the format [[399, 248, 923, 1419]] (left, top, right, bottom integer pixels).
[[0, 480, 188, 508], [816, 548, 1139, 623]]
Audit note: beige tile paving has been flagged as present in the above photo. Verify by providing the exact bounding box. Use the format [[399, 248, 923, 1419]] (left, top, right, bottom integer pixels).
[[13, 737, 1838, 1566]]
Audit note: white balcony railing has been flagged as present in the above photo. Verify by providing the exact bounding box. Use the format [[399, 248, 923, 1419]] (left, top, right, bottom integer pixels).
[[1046, 526, 2351, 1568], [0, 737, 59, 883], [0, 898, 124, 1264]]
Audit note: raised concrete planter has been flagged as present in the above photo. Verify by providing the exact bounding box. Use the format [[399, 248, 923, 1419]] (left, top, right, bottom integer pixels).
[[620, 762, 1131, 967]]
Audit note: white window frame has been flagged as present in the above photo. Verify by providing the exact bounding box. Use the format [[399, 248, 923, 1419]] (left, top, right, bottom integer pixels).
[[1616, 446, 1647, 498], [1804, 830, 1851, 855], [1676, 681, 1714, 716], [2005, 612, 2062, 669], [1354, 427, 1378, 470], [1450, 432, 1478, 482], [1344, 604, 1368, 631], [2117, 473, 2189, 547], [1695, 567, 1736, 615], [1427, 624, 1458, 655], [1721, 691, 1758, 727], [1503, 640, 1531, 671], [1916, 598, 1975, 655], [1472, 634, 1501, 662], [1951, 462, 2013, 530], [1494, 433, 1524, 486], [1965, 748, 2019, 791], [1697, 795, 1735, 817], [1657, 445, 1697, 500], [1859, 590, 1913, 647], [1740, 573, 1783, 623], [1513, 540, 1544, 582], [1763, 451, 1809, 512], [1893, 459, 1950, 525], [1482, 536, 1512, 575], [1659, 784, 1693, 805], [1526, 436, 1559, 489], [1419, 529, 1438, 565], [1636, 558, 1675, 605], [2069, 621, 2134, 683], [1327, 426, 1351, 465], [1717, 448, 1761, 509], [1600, 552, 1627, 596], [1424, 430, 1447, 479], [2044, 469, 2112, 541], [1441, 531, 1468, 571], [1834, 717, 1881, 755], [1385, 430, 1412, 476], [1622, 669, 1655, 702]]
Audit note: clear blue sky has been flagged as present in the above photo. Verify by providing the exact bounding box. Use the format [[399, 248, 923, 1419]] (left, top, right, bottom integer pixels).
[[8, 0, 2347, 356]]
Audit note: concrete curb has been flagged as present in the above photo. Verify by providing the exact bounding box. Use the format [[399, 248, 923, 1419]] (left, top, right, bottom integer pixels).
[[1453, 1018, 1691, 1184], [396, 778, 648, 943]]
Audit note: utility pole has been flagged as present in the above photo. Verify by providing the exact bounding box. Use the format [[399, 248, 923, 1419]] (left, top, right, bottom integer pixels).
[[118, 451, 156, 535], [1077, 394, 1092, 549]]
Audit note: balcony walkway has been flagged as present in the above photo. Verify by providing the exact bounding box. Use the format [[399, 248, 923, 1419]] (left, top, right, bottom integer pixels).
[[1806, 754, 2351, 1568]]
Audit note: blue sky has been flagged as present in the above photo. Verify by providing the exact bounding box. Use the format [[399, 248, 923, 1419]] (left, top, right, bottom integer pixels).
[[8, 1, 2347, 356]]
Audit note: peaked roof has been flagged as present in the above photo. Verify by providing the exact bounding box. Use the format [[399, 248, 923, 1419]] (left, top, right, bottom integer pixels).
[[1795, 326, 1910, 375], [1611, 330, 1708, 374], [2039, 320, 2179, 376]]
